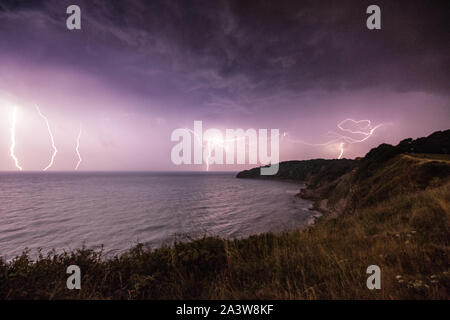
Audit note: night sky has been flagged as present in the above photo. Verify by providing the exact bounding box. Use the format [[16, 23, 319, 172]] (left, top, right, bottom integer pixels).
[[0, 0, 448, 171]]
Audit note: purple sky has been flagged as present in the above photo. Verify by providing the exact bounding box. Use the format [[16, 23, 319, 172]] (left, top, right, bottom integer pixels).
[[0, 0, 448, 171]]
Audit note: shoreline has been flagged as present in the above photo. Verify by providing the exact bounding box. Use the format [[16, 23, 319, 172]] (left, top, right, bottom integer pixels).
[[2, 178, 448, 299], [1, 130, 449, 299]]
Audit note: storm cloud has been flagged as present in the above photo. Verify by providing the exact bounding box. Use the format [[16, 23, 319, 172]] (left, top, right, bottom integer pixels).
[[0, 0, 448, 170]]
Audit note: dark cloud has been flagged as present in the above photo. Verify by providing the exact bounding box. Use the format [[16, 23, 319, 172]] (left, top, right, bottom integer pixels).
[[0, 0, 448, 113], [0, 0, 448, 170]]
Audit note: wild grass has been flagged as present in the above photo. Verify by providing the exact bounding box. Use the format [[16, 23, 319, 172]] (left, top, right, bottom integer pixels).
[[1, 181, 448, 300]]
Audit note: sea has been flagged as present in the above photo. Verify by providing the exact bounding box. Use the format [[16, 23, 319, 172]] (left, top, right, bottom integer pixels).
[[0, 172, 319, 259]]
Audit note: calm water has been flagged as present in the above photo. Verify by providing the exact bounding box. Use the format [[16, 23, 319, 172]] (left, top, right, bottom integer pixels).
[[0, 172, 319, 259]]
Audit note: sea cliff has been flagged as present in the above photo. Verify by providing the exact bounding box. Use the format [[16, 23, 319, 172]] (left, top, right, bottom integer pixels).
[[1, 130, 449, 299], [237, 129, 450, 218]]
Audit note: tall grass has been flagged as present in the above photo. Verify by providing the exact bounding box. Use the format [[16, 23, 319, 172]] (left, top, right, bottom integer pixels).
[[1, 181, 448, 300]]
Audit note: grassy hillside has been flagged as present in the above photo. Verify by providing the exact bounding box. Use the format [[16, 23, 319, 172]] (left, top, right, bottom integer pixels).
[[238, 129, 450, 216], [0, 131, 449, 299], [304, 153, 450, 216]]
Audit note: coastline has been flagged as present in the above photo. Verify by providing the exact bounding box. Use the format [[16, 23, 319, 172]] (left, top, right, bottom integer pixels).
[[1, 176, 448, 299], [297, 186, 337, 220], [0, 130, 449, 299]]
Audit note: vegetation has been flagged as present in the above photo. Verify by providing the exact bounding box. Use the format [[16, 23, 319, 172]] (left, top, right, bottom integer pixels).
[[0, 130, 449, 299]]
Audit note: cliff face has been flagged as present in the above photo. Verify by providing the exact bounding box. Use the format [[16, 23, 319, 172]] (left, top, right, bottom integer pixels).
[[237, 129, 450, 216], [315, 153, 450, 216]]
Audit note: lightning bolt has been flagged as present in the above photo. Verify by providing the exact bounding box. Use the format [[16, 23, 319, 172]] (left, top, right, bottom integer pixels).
[[184, 128, 248, 171], [36, 105, 58, 171], [329, 119, 385, 158], [337, 142, 344, 159], [9, 106, 23, 171], [331, 119, 384, 143], [184, 128, 214, 171], [75, 125, 82, 170], [204, 137, 227, 172], [284, 118, 385, 159]]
